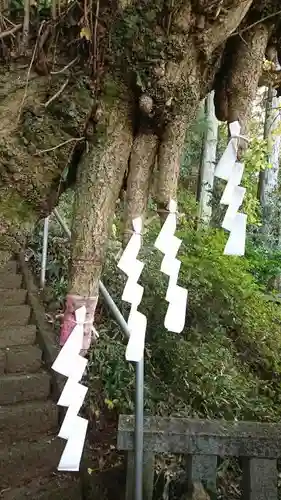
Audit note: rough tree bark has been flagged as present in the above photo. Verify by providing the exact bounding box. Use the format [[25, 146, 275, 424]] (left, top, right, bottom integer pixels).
[[61, 80, 133, 348], [214, 23, 272, 130], [1, 0, 281, 349], [0, 64, 92, 249], [123, 131, 158, 246]]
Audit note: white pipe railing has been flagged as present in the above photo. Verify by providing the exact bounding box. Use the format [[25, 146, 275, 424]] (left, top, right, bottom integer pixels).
[[40, 211, 144, 500], [40, 216, 49, 289]]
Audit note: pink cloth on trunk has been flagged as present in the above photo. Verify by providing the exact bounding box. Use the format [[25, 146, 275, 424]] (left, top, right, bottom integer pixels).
[[59, 294, 98, 350]]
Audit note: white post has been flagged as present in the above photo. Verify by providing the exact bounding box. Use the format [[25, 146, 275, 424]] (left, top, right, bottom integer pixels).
[[264, 92, 281, 206], [198, 91, 219, 223]]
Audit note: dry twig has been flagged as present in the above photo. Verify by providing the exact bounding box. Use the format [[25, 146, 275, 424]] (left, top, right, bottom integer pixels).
[[0, 23, 22, 39], [44, 77, 69, 108], [50, 56, 78, 75], [233, 8, 281, 36], [17, 21, 46, 124], [36, 137, 84, 155], [93, 0, 100, 75]]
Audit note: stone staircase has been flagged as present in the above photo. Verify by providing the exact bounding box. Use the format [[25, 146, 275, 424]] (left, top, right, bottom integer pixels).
[[0, 258, 81, 499]]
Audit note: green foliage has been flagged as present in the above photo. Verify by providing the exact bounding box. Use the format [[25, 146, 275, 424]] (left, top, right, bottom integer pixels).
[[94, 193, 281, 421], [88, 330, 135, 413], [212, 129, 267, 227], [10, 0, 53, 17], [28, 192, 73, 303], [29, 221, 69, 303], [29, 188, 281, 422], [181, 103, 206, 181], [242, 137, 268, 224], [246, 238, 281, 289]]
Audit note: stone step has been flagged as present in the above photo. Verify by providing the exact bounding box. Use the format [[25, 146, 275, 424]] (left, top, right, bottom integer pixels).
[[0, 400, 58, 446], [0, 304, 30, 326], [0, 251, 13, 268], [0, 372, 50, 405], [0, 260, 18, 274], [0, 436, 65, 489], [0, 288, 27, 305], [5, 345, 42, 373], [0, 324, 36, 348], [0, 272, 22, 289], [1, 474, 82, 499]]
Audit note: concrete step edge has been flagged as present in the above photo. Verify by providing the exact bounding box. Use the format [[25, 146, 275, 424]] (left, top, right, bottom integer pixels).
[[0, 435, 65, 489], [0, 371, 51, 405], [0, 400, 58, 446], [0, 325, 36, 348], [4, 344, 42, 374]]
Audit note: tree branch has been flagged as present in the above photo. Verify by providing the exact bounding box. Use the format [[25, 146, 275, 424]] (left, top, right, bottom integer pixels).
[[233, 8, 281, 37], [199, 0, 254, 57], [223, 23, 271, 131], [0, 23, 22, 39]]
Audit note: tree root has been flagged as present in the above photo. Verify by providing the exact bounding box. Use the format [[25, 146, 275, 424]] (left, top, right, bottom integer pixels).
[[122, 131, 158, 247], [214, 23, 272, 130], [155, 115, 188, 218], [227, 24, 272, 131]]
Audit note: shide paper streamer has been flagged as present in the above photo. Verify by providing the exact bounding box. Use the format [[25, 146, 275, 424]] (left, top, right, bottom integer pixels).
[[52, 306, 88, 471], [215, 121, 247, 256], [154, 200, 188, 333], [117, 217, 147, 362]]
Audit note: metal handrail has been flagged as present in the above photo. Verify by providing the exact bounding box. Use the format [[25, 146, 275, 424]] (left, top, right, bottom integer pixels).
[[40, 217, 49, 289], [41, 209, 144, 500]]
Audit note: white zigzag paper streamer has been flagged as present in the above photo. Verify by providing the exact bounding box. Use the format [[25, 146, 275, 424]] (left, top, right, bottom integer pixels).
[[52, 306, 88, 471], [117, 217, 147, 362], [154, 200, 188, 333], [215, 121, 247, 256]]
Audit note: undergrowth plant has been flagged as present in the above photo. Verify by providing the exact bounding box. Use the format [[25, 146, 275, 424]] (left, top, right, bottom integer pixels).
[[90, 194, 281, 421], [28, 190, 281, 422]]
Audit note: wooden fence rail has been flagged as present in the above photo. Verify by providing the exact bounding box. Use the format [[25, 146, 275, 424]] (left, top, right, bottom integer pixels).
[[117, 415, 281, 500]]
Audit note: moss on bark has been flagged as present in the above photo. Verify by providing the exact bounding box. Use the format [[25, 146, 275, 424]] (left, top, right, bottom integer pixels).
[[0, 65, 93, 249]]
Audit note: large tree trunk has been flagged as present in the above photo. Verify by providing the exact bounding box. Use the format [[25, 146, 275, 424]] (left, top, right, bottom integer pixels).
[[61, 79, 133, 349], [1, 0, 281, 351]]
